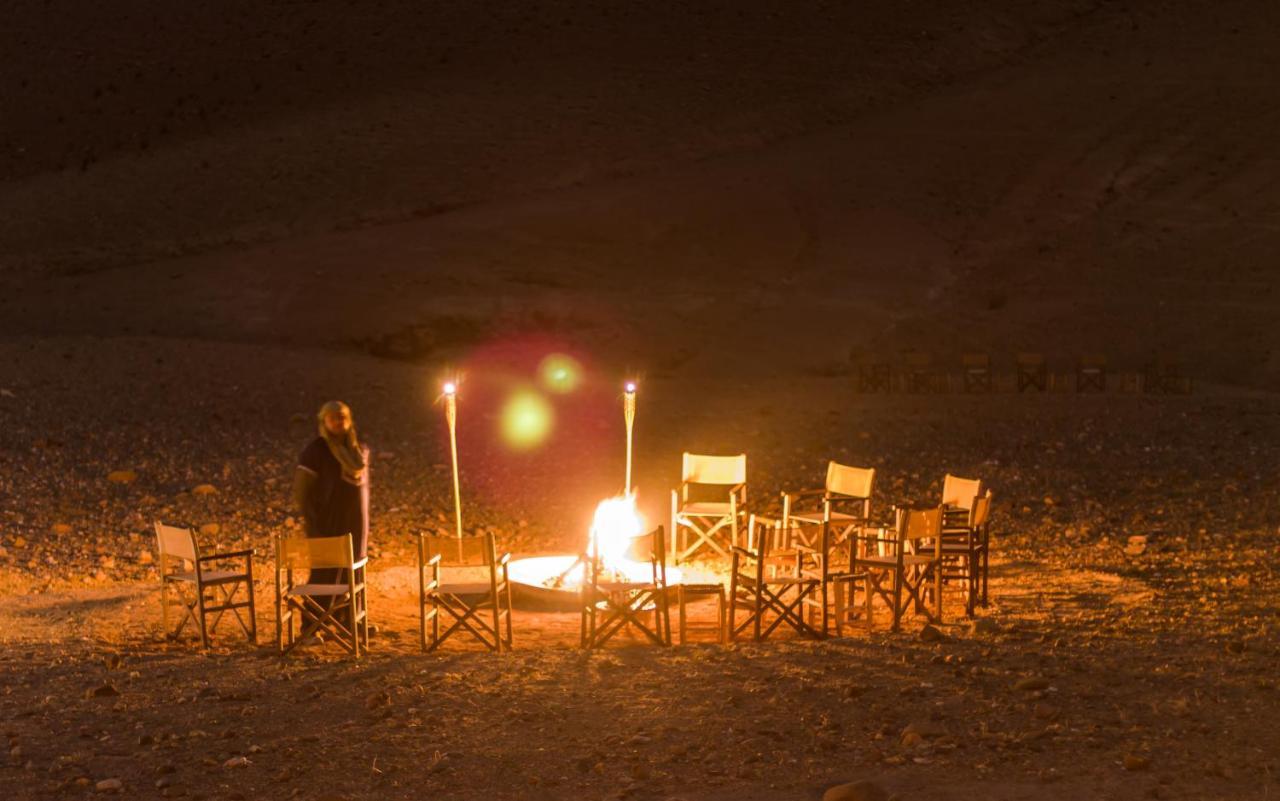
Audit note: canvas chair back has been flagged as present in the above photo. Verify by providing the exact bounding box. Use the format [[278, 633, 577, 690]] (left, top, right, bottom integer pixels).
[[682, 453, 746, 486], [899, 506, 943, 544], [277, 535, 354, 572], [826, 462, 874, 499], [942, 474, 982, 510], [971, 491, 993, 527], [422, 533, 495, 568], [155, 523, 198, 565]]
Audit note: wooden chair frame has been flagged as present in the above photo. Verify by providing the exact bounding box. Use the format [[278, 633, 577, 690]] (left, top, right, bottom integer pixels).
[[275, 534, 369, 658], [676, 583, 726, 644], [962, 352, 992, 393], [1016, 352, 1047, 392], [902, 350, 936, 394], [580, 526, 672, 649], [671, 453, 747, 563], [941, 491, 992, 617], [857, 361, 892, 393], [1076, 354, 1107, 393], [851, 507, 943, 632], [729, 516, 823, 642], [154, 522, 256, 649], [418, 532, 513, 652]]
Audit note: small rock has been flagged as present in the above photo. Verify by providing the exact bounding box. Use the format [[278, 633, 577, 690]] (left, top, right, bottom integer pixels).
[[107, 470, 138, 484], [1124, 754, 1151, 771], [96, 778, 123, 793], [822, 780, 889, 801], [224, 756, 250, 769], [138, 550, 154, 565], [51, 523, 73, 535], [1124, 535, 1148, 556], [918, 624, 947, 643], [87, 684, 119, 699], [968, 618, 1001, 636], [199, 523, 220, 537], [1014, 676, 1050, 692], [192, 484, 218, 497]]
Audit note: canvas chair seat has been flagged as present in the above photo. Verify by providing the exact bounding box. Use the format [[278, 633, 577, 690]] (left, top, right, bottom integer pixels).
[[678, 502, 735, 516], [437, 581, 500, 596], [787, 509, 862, 524], [857, 553, 938, 567], [286, 582, 357, 598], [167, 569, 245, 585]]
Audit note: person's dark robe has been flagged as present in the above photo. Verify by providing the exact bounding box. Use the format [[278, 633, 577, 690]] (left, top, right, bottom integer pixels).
[[297, 436, 370, 586]]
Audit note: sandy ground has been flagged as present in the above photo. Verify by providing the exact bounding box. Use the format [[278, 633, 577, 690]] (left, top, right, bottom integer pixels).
[[2, 338, 1279, 800], [4, 1, 1280, 799]]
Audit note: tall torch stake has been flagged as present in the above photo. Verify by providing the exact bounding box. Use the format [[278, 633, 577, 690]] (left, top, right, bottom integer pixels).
[[443, 381, 463, 540], [624, 381, 637, 495]]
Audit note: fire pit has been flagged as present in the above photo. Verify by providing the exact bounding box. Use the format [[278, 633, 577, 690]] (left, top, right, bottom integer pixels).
[[508, 495, 689, 611]]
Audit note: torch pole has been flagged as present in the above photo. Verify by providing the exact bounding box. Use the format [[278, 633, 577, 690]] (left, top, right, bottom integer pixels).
[[624, 382, 636, 495], [444, 383, 462, 540]]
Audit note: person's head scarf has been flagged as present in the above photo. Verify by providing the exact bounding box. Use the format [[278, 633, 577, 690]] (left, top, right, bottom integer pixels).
[[317, 401, 366, 484]]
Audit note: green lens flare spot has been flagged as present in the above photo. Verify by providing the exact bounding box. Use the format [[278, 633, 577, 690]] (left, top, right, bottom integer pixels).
[[500, 390, 554, 450], [538, 353, 583, 394]]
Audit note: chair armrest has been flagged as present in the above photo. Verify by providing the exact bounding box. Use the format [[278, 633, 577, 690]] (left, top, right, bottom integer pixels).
[[199, 549, 254, 562], [780, 488, 826, 501], [497, 552, 511, 566], [352, 557, 369, 571], [730, 545, 759, 560], [424, 553, 442, 566]]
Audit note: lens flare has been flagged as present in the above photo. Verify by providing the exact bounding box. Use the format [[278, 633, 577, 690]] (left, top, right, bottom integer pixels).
[[500, 389, 554, 450], [538, 353, 583, 394]]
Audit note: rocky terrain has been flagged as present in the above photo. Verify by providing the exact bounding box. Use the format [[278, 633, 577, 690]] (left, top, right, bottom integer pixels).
[[3, 0, 1279, 799]]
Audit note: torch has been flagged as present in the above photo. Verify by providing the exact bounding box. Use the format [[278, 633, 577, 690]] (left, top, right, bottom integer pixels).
[[624, 381, 637, 495], [443, 381, 463, 540]]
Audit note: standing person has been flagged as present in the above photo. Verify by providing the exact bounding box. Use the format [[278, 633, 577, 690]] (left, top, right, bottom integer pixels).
[[293, 401, 370, 592]]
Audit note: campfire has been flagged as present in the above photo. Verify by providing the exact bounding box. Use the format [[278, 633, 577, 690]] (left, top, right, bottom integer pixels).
[[508, 494, 682, 600]]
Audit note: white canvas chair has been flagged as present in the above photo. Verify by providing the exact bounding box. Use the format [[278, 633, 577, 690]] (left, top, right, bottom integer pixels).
[[941, 473, 983, 528], [154, 522, 256, 649], [275, 534, 368, 658], [782, 462, 875, 547], [941, 490, 993, 616], [780, 462, 876, 635], [670, 452, 747, 563], [851, 506, 944, 631], [419, 532, 513, 652]]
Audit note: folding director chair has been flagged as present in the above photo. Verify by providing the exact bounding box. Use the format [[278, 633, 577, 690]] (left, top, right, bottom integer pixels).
[[580, 525, 671, 649], [781, 461, 875, 549], [419, 531, 513, 652], [154, 522, 256, 649], [1076, 354, 1107, 393], [275, 534, 368, 658], [671, 452, 747, 563], [728, 515, 823, 642], [962, 352, 992, 393], [941, 490, 993, 617], [1016, 352, 1048, 392], [851, 506, 944, 632]]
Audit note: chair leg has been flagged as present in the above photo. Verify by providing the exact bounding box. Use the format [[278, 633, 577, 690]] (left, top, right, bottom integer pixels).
[[160, 578, 170, 636], [247, 563, 258, 645], [891, 569, 903, 633], [195, 585, 211, 649]]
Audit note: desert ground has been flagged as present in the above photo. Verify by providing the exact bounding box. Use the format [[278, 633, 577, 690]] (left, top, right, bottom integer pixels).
[[2, 1, 1279, 799]]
